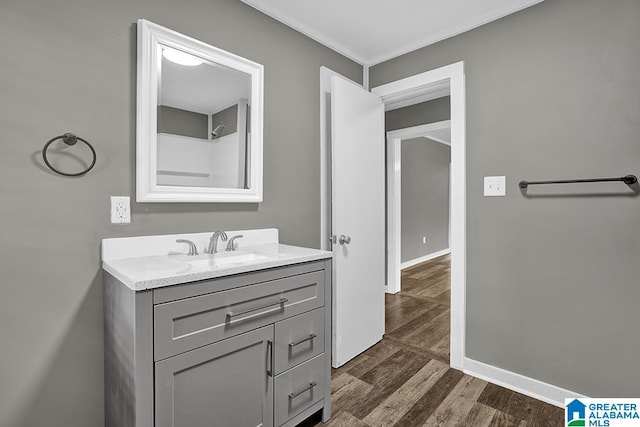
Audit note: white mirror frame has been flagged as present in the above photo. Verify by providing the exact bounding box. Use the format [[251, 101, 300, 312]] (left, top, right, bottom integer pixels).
[[136, 19, 264, 203]]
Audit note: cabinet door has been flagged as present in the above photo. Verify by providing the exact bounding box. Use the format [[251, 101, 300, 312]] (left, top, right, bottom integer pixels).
[[155, 326, 274, 427]]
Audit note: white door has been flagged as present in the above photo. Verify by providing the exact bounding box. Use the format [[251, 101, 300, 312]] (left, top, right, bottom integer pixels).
[[330, 76, 385, 367]]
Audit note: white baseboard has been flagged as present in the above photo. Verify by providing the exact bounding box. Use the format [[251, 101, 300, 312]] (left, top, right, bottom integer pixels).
[[401, 248, 451, 270], [463, 358, 588, 408]]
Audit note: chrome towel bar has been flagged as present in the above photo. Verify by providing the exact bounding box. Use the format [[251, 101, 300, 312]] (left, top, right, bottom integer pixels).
[[519, 175, 637, 189]]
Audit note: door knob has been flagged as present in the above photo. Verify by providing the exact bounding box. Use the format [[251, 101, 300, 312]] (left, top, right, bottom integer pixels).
[[339, 235, 351, 245]]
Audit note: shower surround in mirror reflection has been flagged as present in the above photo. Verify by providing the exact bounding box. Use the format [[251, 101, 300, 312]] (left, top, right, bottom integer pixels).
[[157, 48, 250, 189]]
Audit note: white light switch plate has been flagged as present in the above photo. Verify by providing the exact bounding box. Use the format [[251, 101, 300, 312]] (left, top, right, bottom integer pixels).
[[484, 176, 506, 196], [111, 196, 131, 224]]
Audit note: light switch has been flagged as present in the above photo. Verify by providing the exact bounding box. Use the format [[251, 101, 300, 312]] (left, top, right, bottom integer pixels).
[[484, 176, 506, 196]]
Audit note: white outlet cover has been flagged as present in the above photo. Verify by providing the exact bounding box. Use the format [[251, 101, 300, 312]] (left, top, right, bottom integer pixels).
[[484, 176, 506, 196], [111, 196, 131, 224]]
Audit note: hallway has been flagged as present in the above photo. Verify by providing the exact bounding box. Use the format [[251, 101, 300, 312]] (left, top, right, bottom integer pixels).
[[303, 254, 563, 426]]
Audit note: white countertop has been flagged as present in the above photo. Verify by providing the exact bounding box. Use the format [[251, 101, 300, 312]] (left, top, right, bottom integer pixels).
[[102, 243, 332, 291]]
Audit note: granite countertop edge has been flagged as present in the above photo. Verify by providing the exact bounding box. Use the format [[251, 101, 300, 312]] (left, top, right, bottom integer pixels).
[[102, 243, 332, 291]]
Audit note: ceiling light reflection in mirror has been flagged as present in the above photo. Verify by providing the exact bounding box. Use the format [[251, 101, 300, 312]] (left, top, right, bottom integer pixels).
[[162, 47, 203, 66]]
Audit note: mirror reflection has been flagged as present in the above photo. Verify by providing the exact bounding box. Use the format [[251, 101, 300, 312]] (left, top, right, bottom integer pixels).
[[156, 45, 252, 189]]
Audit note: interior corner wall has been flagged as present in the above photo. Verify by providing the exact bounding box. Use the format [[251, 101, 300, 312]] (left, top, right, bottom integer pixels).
[[212, 104, 240, 138], [371, 0, 640, 397], [0, 1, 361, 426]]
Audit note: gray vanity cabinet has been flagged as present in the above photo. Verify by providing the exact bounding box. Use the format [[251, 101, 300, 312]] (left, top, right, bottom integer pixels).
[[105, 259, 331, 427]]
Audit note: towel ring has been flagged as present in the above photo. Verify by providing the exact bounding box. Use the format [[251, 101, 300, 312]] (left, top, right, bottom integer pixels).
[[42, 133, 96, 177]]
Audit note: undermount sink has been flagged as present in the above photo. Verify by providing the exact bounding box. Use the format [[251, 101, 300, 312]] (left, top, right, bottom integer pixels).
[[102, 228, 333, 291], [186, 252, 274, 269]]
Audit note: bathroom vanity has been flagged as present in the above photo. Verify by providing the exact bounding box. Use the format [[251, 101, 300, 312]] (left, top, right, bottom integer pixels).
[[102, 229, 332, 427]]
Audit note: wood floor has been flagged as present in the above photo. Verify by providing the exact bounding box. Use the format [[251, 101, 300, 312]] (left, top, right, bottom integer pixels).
[[301, 254, 564, 426]]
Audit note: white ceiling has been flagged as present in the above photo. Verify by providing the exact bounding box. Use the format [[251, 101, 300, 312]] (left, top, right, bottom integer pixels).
[[240, 0, 543, 65]]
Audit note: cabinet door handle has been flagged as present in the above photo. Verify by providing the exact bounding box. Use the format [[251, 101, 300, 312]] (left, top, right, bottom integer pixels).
[[289, 333, 317, 348], [288, 382, 317, 399], [266, 340, 274, 377], [227, 298, 288, 319]]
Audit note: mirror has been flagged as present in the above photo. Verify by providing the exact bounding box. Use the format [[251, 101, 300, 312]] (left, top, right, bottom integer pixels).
[[136, 19, 263, 202]]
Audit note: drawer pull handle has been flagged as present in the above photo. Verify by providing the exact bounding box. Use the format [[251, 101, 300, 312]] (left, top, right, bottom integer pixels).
[[288, 382, 317, 399], [227, 298, 288, 319], [289, 333, 317, 348]]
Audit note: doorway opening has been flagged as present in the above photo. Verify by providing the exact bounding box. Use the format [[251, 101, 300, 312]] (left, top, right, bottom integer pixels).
[[320, 62, 466, 370], [386, 120, 452, 362], [372, 62, 465, 370], [386, 119, 452, 294]]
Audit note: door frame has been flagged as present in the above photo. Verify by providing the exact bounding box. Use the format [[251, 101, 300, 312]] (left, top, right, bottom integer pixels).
[[386, 119, 451, 294], [371, 61, 466, 370]]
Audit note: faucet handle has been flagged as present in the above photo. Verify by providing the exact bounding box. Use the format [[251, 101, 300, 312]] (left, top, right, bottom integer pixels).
[[226, 235, 244, 251], [176, 239, 199, 256]]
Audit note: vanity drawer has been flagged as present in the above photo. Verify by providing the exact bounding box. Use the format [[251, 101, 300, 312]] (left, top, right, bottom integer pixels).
[[153, 260, 325, 304], [274, 308, 324, 375], [154, 270, 325, 360], [274, 354, 325, 426]]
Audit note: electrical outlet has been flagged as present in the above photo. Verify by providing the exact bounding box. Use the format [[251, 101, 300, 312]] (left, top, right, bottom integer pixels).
[[422, 236, 427, 244], [484, 176, 506, 196], [111, 196, 131, 224]]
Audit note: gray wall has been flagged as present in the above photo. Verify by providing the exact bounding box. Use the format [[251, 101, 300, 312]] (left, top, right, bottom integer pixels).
[[400, 138, 450, 262], [158, 105, 208, 139], [0, 1, 361, 426], [371, 0, 640, 397], [212, 103, 239, 138], [385, 97, 450, 131]]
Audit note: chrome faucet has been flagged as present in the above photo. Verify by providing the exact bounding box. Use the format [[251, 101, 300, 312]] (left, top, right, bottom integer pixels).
[[176, 239, 199, 256], [226, 234, 243, 251], [206, 231, 227, 254]]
